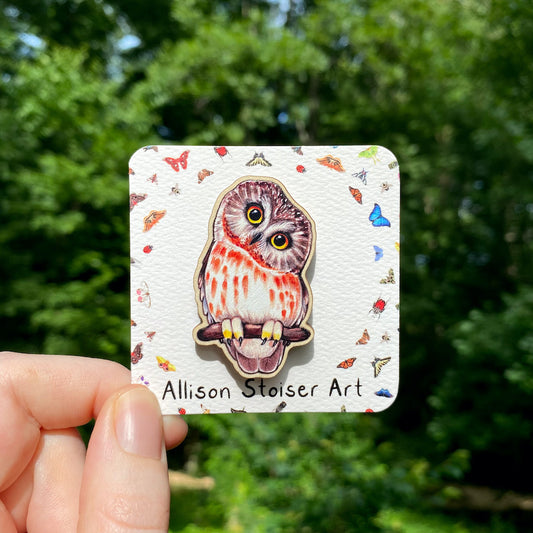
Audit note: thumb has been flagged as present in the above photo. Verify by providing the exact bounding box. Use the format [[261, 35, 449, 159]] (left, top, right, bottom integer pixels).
[[78, 386, 171, 533]]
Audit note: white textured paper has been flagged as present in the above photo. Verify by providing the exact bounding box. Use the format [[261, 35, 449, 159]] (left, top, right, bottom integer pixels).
[[130, 145, 399, 414]]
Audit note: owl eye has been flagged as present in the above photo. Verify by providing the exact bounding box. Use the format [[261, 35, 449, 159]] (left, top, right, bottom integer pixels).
[[270, 232, 290, 250], [246, 204, 263, 225]]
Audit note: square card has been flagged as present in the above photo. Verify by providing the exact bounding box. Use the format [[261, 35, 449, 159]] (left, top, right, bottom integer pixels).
[[130, 145, 399, 414]]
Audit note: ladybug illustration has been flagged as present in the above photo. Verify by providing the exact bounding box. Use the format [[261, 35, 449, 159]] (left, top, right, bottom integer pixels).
[[214, 146, 231, 159], [178, 407, 186, 415], [143, 245, 153, 254], [296, 165, 306, 173]]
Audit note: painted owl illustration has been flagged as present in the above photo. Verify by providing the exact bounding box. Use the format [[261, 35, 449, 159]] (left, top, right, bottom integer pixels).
[[194, 177, 315, 378]]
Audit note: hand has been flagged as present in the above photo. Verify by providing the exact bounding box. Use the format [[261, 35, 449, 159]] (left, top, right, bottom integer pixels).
[[0, 351, 188, 533]]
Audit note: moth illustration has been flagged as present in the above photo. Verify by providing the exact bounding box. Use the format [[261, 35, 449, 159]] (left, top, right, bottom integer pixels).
[[246, 152, 272, 167], [316, 155, 345, 172], [356, 329, 370, 345], [358, 145, 379, 164], [143, 210, 166, 232], [130, 193, 147, 212], [194, 177, 315, 378], [353, 169, 368, 185], [156, 356, 176, 372], [198, 169, 214, 183], [380, 268, 395, 284], [131, 343, 143, 364]]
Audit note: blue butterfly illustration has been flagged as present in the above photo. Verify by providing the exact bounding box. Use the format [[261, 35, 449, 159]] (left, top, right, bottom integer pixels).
[[369, 204, 391, 227], [375, 388, 393, 398], [373, 245, 384, 261]]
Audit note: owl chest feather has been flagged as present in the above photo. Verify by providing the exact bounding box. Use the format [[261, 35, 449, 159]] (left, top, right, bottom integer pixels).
[[203, 240, 303, 326]]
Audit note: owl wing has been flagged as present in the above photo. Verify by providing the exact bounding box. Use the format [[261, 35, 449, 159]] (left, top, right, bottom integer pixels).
[[197, 243, 215, 324], [294, 276, 311, 327]]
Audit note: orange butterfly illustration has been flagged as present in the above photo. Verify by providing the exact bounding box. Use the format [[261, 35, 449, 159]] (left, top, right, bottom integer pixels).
[[356, 329, 370, 345], [198, 169, 214, 184], [164, 150, 189, 172], [337, 357, 356, 369], [143, 210, 166, 232], [349, 186, 363, 204], [156, 356, 176, 372], [317, 155, 345, 172]]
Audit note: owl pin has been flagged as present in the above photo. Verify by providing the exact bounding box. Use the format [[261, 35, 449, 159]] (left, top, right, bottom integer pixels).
[[193, 177, 316, 378]]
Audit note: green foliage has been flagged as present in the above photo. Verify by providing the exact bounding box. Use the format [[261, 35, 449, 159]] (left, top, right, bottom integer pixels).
[[2, 0, 533, 530]]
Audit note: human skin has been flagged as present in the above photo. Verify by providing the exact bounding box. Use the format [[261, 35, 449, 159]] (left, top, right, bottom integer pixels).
[[0, 351, 188, 533]]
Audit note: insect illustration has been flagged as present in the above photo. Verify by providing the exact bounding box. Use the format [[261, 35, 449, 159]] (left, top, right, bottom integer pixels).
[[375, 388, 393, 398], [145, 331, 156, 341], [214, 146, 231, 160], [201, 404, 211, 414], [337, 357, 356, 369], [349, 186, 363, 204], [275, 401, 287, 412], [156, 356, 176, 372], [388, 160, 398, 169], [246, 152, 272, 167], [143, 209, 166, 232], [316, 155, 345, 172], [129, 193, 147, 212], [296, 165, 306, 173], [380, 268, 395, 284], [143, 145, 158, 152], [352, 169, 367, 185], [137, 375, 150, 386], [292, 146, 303, 155], [371, 356, 391, 377], [230, 407, 247, 413], [131, 342, 143, 364], [381, 332, 391, 342], [143, 245, 153, 254], [136, 281, 151, 307], [198, 169, 214, 184], [370, 297, 387, 316], [369, 204, 391, 227], [374, 245, 384, 261], [194, 177, 316, 378], [170, 183, 180, 196], [147, 173, 158, 184], [356, 329, 370, 345], [129, 167, 135, 176], [164, 150, 189, 172], [380, 182, 391, 193], [358, 145, 379, 164]]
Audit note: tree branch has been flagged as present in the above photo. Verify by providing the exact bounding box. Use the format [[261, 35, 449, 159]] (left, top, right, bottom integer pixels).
[[196, 322, 311, 343]]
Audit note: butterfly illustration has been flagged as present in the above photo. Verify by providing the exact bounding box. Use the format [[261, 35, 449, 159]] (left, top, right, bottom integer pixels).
[[246, 152, 272, 167], [131, 319, 137, 327], [349, 186, 363, 204], [340, 405, 346, 412], [374, 245, 384, 261], [231, 407, 247, 413], [214, 146, 231, 159], [143, 145, 158, 152], [380, 268, 395, 284], [275, 401, 287, 413], [352, 169, 367, 185], [131, 342, 143, 364], [292, 146, 303, 155], [198, 169, 214, 183], [145, 331, 156, 341], [370, 297, 387, 316], [372, 356, 391, 377], [170, 183, 180, 196], [317, 155, 345, 172], [395, 241, 400, 252], [388, 160, 398, 170], [136, 281, 151, 307], [147, 173, 158, 184], [129, 193, 147, 212], [164, 150, 189, 172], [156, 356, 176, 372], [129, 167, 135, 176], [143, 209, 166, 232], [356, 329, 370, 345], [369, 204, 391, 227], [358, 145, 379, 164], [337, 357, 356, 369], [137, 375, 150, 386], [375, 388, 393, 398], [201, 404, 211, 414]]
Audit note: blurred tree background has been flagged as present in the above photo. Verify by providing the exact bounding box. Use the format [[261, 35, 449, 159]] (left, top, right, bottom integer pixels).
[[1, 0, 533, 531]]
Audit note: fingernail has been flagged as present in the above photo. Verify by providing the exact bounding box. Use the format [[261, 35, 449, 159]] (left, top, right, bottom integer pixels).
[[115, 387, 163, 459]]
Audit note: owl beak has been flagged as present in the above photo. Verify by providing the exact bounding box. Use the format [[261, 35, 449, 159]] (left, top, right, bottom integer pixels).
[[249, 232, 262, 245]]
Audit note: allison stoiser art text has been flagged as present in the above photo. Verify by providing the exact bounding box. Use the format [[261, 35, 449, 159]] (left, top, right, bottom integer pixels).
[[161, 377, 364, 401]]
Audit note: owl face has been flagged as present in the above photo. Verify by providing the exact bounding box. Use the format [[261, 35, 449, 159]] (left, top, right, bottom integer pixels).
[[213, 179, 313, 273]]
